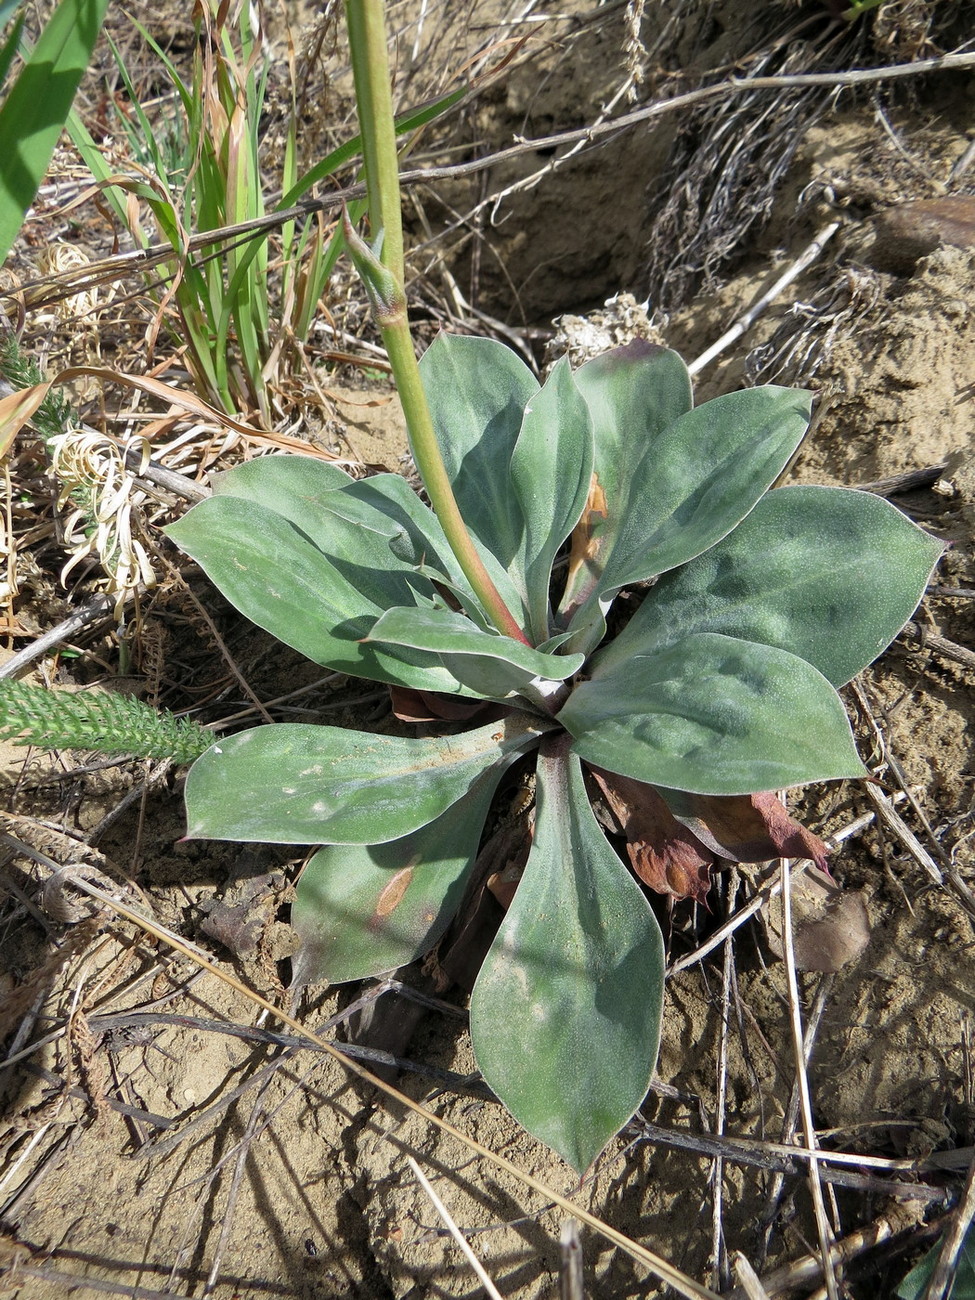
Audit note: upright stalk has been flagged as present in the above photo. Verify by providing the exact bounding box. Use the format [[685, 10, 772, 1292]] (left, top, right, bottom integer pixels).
[[344, 0, 530, 647]]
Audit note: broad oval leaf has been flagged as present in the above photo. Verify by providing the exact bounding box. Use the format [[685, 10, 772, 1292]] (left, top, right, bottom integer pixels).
[[564, 384, 812, 653], [292, 774, 505, 984], [510, 356, 594, 642], [420, 333, 538, 598], [594, 385, 811, 595], [560, 632, 866, 795], [594, 485, 944, 687], [366, 605, 584, 700], [185, 712, 549, 844], [165, 494, 462, 693], [470, 738, 664, 1174], [209, 454, 525, 625], [211, 454, 368, 524]]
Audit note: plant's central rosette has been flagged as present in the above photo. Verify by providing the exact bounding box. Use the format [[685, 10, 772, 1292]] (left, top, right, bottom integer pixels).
[[167, 337, 943, 1172]]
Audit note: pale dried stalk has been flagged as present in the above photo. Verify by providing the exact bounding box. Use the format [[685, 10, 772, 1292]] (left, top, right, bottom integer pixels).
[[407, 1156, 506, 1300], [922, 1151, 975, 1300], [779, 854, 840, 1300]]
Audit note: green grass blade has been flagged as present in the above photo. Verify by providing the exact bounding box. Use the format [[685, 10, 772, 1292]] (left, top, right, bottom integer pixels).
[[65, 109, 164, 231], [276, 86, 466, 215], [219, 86, 468, 355], [103, 30, 187, 180], [0, 0, 111, 263], [125, 12, 195, 117], [0, 10, 24, 92]]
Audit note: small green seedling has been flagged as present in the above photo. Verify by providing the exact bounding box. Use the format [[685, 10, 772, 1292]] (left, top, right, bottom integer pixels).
[[166, 335, 942, 1172]]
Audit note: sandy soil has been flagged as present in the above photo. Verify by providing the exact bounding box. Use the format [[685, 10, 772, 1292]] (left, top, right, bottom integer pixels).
[[1, 3, 973, 1298]]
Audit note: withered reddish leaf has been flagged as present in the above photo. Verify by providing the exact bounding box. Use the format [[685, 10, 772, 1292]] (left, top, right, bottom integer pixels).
[[590, 767, 713, 903], [669, 791, 830, 870], [389, 685, 501, 724], [487, 861, 524, 910]]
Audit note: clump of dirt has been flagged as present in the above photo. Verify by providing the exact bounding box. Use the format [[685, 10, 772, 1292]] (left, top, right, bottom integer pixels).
[[785, 247, 975, 486]]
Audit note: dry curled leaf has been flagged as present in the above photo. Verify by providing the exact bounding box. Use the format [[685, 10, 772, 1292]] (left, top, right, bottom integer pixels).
[[589, 767, 714, 903], [671, 790, 830, 871], [590, 770, 831, 904]]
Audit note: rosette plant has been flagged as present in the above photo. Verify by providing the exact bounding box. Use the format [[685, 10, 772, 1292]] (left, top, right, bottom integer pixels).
[[165, 0, 943, 1172]]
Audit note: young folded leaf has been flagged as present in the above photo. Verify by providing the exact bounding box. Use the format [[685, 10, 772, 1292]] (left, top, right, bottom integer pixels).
[[508, 355, 594, 643], [558, 340, 693, 645], [366, 605, 584, 701]]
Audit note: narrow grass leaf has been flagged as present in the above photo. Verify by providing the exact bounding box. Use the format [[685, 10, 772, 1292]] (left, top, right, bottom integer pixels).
[[0, 0, 111, 263], [0, 380, 50, 457], [0, 10, 25, 92]]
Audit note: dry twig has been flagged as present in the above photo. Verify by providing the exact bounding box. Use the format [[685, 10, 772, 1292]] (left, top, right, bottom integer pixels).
[[780, 854, 840, 1300], [407, 1155, 506, 1300], [922, 1150, 975, 1300]]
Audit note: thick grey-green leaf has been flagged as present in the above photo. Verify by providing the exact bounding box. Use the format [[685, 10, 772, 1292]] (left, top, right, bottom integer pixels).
[[567, 385, 812, 649], [470, 739, 664, 1174], [420, 332, 538, 605], [367, 605, 583, 700], [594, 486, 943, 687], [165, 494, 462, 693], [510, 356, 594, 642], [558, 341, 692, 637], [209, 454, 524, 626], [184, 712, 548, 844], [560, 633, 866, 795], [292, 774, 503, 984], [211, 453, 352, 513], [896, 1222, 975, 1300]]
